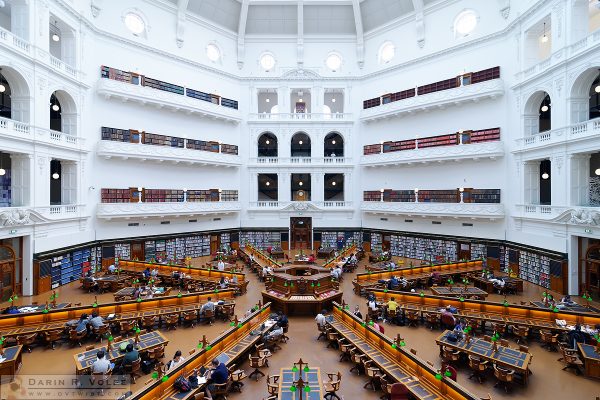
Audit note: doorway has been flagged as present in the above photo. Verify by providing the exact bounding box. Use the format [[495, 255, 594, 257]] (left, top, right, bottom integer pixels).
[[290, 217, 312, 250], [584, 242, 600, 297], [0, 245, 17, 301]]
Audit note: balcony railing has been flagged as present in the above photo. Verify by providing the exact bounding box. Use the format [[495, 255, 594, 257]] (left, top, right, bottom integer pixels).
[[96, 201, 241, 219], [0, 117, 85, 151], [361, 201, 505, 219], [248, 113, 353, 122], [0, 26, 30, 54], [0, 116, 30, 136], [49, 54, 77, 78], [250, 156, 350, 165], [248, 201, 353, 210], [514, 118, 600, 152]]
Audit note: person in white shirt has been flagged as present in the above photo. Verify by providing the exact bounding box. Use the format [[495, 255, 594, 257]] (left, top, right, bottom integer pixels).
[[399, 277, 408, 288], [217, 260, 225, 271], [91, 350, 114, 374], [151, 268, 159, 277], [349, 254, 357, 264], [331, 266, 342, 280], [263, 325, 284, 343], [367, 299, 378, 311], [167, 350, 185, 372], [315, 310, 327, 327], [108, 264, 116, 273]]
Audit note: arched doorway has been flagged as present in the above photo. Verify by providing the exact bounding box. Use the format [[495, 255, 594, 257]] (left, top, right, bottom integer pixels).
[[324, 132, 344, 157], [291, 132, 311, 157], [523, 91, 551, 135], [258, 132, 278, 157], [0, 65, 31, 122], [290, 217, 311, 250], [0, 245, 16, 301], [50, 89, 77, 135]]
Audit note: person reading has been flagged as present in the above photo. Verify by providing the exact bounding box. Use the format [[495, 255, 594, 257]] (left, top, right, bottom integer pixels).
[[204, 358, 229, 400]]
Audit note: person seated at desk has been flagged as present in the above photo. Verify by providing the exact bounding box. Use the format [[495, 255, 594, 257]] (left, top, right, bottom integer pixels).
[[205, 358, 229, 400], [142, 267, 151, 279], [441, 306, 456, 330], [567, 324, 587, 349], [308, 254, 316, 263], [76, 314, 90, 335], [133, 286, 142, 300], [331, 265, 342, 280], [560, 295, 575, 305], [353, 305, 363, 320], [262, 324, 284, 344], [276, 311, 288, 328], [431, 271, 441, 285], [219, 276, 229, 289], [454, 318, 466, 332], [386, 297, 400, 323], [84, 270, 99, 292], [167, 350, 185, 372], [315, 309, 328, 328], [172, 270, 180, 279], [92, 350, 114, 374], [115, 343, 140, 374], [387, 275, 399, 290], [150, 268, 159, 278], [389, 261, 397, 270], [89, 311, 105, 329], [201, 297, 215, 324], [349, 253, 357, 264], [4, 306, 20, 314], [217, 259, 225, 271], [108, 264, 116, 273], [231, 274, 238, 284]]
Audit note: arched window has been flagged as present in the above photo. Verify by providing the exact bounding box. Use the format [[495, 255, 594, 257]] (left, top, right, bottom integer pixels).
[[324, 133, 344, 158], [523, 91, 551, 135], [0, 66, 30, 122], [258, 133, 278, 157], [49, 90, 77, 135], [291, 133, 311, 157]]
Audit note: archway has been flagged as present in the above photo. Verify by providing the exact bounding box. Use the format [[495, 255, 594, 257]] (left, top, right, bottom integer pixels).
[[50, 90, 77, 135], [569, 67, 600, 123], [523, 91, 551, 135], [0, 65, 30, 122], [291, 132, 311, 157], [324, 132, 344, 157], [258, 132, 278, 157]]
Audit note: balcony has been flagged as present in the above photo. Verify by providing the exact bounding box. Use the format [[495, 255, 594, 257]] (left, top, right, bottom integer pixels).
[[361, 79, 504, 123], [97, 141, 241, 167], [0, 26, 30, 56], [361, 141, 504, 166], [247, 201, 354, 213], [0, 205, 87, 228], [0, 117, 86, 153], [247, 113, 353, 124], [515, 30, 600, 83], [97, 78, 242, 124], [513, 118, 600, 154], [96, 201, 242, 220], [361, 202, 505, 220], [248, 156, 352, 167]]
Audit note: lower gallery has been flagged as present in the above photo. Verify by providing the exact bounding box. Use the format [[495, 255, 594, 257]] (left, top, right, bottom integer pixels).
[[0, 1, 599, 399]]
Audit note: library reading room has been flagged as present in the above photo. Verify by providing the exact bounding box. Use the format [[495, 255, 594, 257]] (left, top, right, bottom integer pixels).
[[1, 0, 600, 399]]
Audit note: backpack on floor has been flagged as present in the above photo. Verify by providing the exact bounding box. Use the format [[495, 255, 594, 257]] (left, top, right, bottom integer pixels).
[[173, 376, 191, 392]]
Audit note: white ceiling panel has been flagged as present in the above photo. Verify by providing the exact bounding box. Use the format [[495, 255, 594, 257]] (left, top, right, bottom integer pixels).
[[187, 0, 242, 32], [246, 5, 297, 34], [304, 5, 356, 35], [360, 0, 414, 32]]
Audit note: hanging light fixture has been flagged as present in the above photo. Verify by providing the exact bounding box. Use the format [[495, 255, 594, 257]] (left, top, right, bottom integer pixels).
[[540, 95, 550, 113], [541, 22, 548, 43], [265, 139, 270, 145], [595, 168, 600, 176], [266, 98, 270, 103], [298, 140, 303, 145], [541, 172, 549, 180], [299, 181, 303, 186], [541, 104, 549, 112], [332, 181, 336, 186], [331, 98, 336, 103], [51, 94, 60, 112], [52, 172, 60, 180], [0, 152, 5, 176], [265, 181, 270, 186], [331, 140, 336, 145], [52, 103, 60, 112], [51, 20, 60, 42], [0, 68, 5, 93]]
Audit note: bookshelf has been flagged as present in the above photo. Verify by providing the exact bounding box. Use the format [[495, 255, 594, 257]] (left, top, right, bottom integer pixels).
[[383, 140, 416, 153], [221, 97, 239, 110], [101, 188, 135, 203], [145, 240, 156, 262], [363, 188, 501, 204], [320, 231, 362, 249], [140, 75, 185, 95], [469, 189, 501, 203], [363, 144, 381, 155], [363, 66, 500, 110], [417, 134, 458, 149], [185, 88, 218, 104], [144, 189, 184, 203], [240, 231, 281, 250], [143, 132, 185, 148], [363, 191, 381, 202], [384, 190, 414, 202], [220, 190, 239, 201], [114, 243, 131, 260], [101, 188, 238, 203], [389, 235, 458, 262], [370, 233, 383, 253], [100, 66, 139, 84], [90, 246, 102, 271], [187, 140, 219, 152], [155, 240, 166, 260], [220, 233, 231, 250], [419, 190, 458, 203], [518, 250, 551, 289], [187, 190, 214, 202], [471, 243, 487, 262], [101, 127, 140, 143], [220, 144, 239, 155], [165, 239, 176, 261]]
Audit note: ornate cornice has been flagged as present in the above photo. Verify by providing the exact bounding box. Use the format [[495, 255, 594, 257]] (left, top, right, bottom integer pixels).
[[361, 202, 505, 220], [96, 202, 241, 220]]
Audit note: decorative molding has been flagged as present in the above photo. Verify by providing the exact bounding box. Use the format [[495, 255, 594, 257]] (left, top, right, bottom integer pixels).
[[280, 69, 321, 81], [361, 202, 505, 220], [361, 79, 504, 123], [90, 0, 101, 17], [0, 205, 88, 228], [361, 141, 504, 167]]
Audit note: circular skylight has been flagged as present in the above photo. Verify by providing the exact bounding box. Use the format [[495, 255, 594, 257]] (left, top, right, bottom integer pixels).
[[326, 53, 342, 71], [124, 12, 145, 35], [260, 53, 276, 71], [454, 10, 478, 36], [206, 43, 221, 62], [379, 41, 395, 64]]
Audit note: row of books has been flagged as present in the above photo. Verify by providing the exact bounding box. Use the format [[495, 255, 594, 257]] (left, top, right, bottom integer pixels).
[[320, 232, 362, 248], [363, 189, 501, 204], [363, 66, 500, 110], [101, 126, 238, 155], [363, 128, 501, 155], [390, 235, 459, 262], [101, 66, 238, 110], [100, 188, 239, 203], [240, 231, 281, 250]]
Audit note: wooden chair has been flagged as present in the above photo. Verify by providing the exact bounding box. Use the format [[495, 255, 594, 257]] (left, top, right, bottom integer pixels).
[[387, 308, 398, 324], [119, 320, 135, 337], [499, 339, 509, 347], [491, 323, 506, 336], [44, 329, 63, 350], [97, 280, 112, 294], [468, 355, 488, 383], [410, 348, 418, 356], [317, 323, 328, 340], [92, 325, 110, 342], [405, 310, 420, 327], [264, 335, 282, 353], [559, 347, 583, 375], [483, 335, 492, 342], [219, 304, 235, 322], [69, 329, 86, 347], [147, 345, 165, 362], [493, 364, 514, 393], [323, 371, 341, 400], [424, 313, 439, 330], [326, 330, 339, 349], [16, 333, 37, 353], [266, 374, 279, 397], [339, 341, 354, 362], [209, 377, 231, 400], [255, 343, 273, 359], [350, 352, 365, 375], [519, 344, 533, 374], [164, 313, 179, 330], [363, 361, 381, 391], [182, 310, 197, 328], [540, 330, 559, 351], [124, 358, 142, 383], [280, 324, 290, 343], [379, 375, 393, 400], [91, 366, 113, 394], [202, 309, 215, 325], [441, 346, 460, 366], [142, 316, 157, 331], [512, 325, 529, 344], [248, 354, 269, 381], [229, 367, 247, 392]]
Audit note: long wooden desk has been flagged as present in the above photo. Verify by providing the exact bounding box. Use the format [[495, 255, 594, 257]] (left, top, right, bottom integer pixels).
[[278, 366, 323, 400], [470, 276, 523, 293], [262, 289, 343, 315], [578, 343, 600, 379], [530, 301, 600, 314], [0, 290, 236, 337], [353, 261, 484, 295], [328, 303, 478, 400], [317, 247, 335, 259], [430, 286, 488, 299], [74, 331, 169, 375], [0, 345, 22, 382], [132, 302, 273, 400], [323, 245, 356, 269], [244, 244, 282, 270], [93, 274, 130, 292], [369, 289, 600, 332], [113, 286, 172, 301], [119, 260, 246, 283], [435, 330, 531, 383]]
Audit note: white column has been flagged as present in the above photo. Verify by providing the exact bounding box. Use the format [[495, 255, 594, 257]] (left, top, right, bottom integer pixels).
[[344, 85, 351, 114], [343, 172, 350, 203], [312, 85, 322, 114], [60, 161, 77, 205], [314, 132, 324, 159], [568, 153, 591, 206], [550, 156, 565, 205], [523, 114, 539, 137], [523, 161, 540, 204], [9, 96, 31, 124], [62, 29, 77, 67], [22, 234, 33, 296], [11, 0, 29, 40], [61, 112, 77, 136], [34, 156, 50, 207], [569, 96, 589, 124], [550, 3, 566, 51], [568, 0, 589, 44], [277, 173, 285, 202], [278, 85, 289, 114], [251, 173, 258, 202], [249, 84, 257, 113], [281, 173, 291, 202], [312, 173, 322, 202], [10, 154, 32, 207], [35, 0, 50, 52]]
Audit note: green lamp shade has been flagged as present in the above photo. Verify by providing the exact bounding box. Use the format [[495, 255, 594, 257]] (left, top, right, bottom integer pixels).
[[161, 376, 169, 382], [8, 297, 12, 302], [137, 298, 142, 302], [384, 289, 388, 293], [151, 372, 159, 379], [368, 320, 374, 326], [553, 307, 559, 312], [13, 294, 17, 300], [290, 386, 297, 392], [304, 386, 311, 393], [230, 322, 235, 326], [303, 366, 310, 372], [361, 322, 366, 327], [291, 366, 298, 372], [435, 373, 442, 380], [197, 343, 203, 349], [237, 323, 242, 328], [205, 345, 212, 350], [420, 292, 425, 297], [503, 301, 509, 307], [392, 343, 397, 349], [311, 283, 315, 287], [317, 282, 321, 287], [42, 309, 48, 314], [459, 297, 464, 302], [177, 293, 182, 298], [108, 335, 114, 342], [92, 303, 98, 308], [444, 370, 452, 377], [400, 341, 406, 347]]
